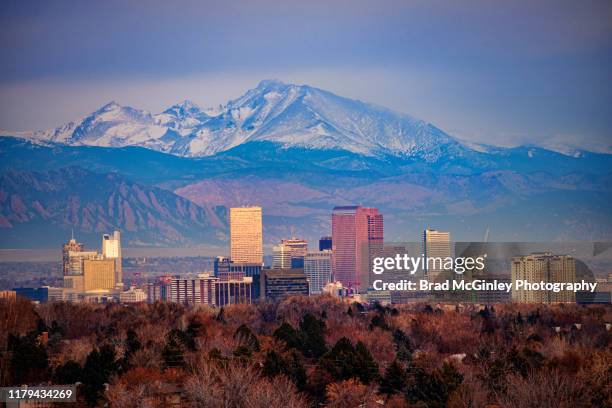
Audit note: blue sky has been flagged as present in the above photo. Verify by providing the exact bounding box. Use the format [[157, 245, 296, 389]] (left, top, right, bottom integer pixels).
[[0, 0, 610, 151]]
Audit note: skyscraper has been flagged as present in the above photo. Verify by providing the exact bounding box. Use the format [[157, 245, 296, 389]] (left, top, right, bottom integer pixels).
[[83, 258, 116, 291], [272, 243, 292, 269], [273, 238, 308, 268], [319, 236, 332, 251], [423, 228, 452, 283], [62, 234, 97, 294], [102, 230, 122, 288], [332, 206, 383, 292], [62, 234, 83, 275], [304, 250, 332, 294], [230, 207, 263, 264]]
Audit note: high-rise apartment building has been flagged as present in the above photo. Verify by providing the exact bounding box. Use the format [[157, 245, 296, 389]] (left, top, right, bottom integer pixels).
[[511, 253, 576, 303], [423, 228, 452, 283], [230, 207, 263, 264], [332, 206, 383, 292], [171, 274, 218, 305], [102, 231, 122, 287], [304, 250, 332, 294]]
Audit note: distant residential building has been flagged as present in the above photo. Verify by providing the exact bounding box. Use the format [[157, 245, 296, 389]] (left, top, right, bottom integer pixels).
[[319, 236, 332, 251], [171, 274, 217, 305], [83, 258, 116, 292], [147, 276, 173, 303], [230, 207, 263, 264], [120, 286, 147, 303], [215, 276, 253, 306], [511, 253, 576, 303], [332, 206, 383, 292], [260, 268, 309, 302], [423, 228, 452, 283], [102, 230, 123, 288], [0, 290, 16, 300], [304, 250, 332, 294]]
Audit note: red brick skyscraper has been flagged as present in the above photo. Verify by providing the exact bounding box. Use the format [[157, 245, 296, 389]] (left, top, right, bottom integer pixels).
[[332, 206, 383, 292]]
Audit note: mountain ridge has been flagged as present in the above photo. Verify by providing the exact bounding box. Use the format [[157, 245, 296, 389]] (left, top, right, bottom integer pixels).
[[0, 166, 228, 248], [2, 80, 604, 159]]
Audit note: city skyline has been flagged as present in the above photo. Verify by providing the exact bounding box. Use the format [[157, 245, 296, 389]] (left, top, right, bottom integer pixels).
[[1, 3, 609, 405]]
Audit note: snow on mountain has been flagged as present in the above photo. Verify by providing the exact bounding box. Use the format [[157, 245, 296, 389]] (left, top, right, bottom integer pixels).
[[536, 139, 612, 157], [0, 80, 504, 160]]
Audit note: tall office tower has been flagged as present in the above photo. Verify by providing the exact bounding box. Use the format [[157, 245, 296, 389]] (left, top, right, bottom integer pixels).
[[319, 236, 332, 251], [364, 208, 384, 288], [512, 253, 576, 303], [62, 234, 83, 275], [332, 206, 383, 292], [272, 243, 292, 269], [423, 228, 452, 283], [102, 231, 122, 287], [304, 250, 332, 294], [83, 258, 116, 291], [63, 250, 98, 277], [230, 207, 263, 264]]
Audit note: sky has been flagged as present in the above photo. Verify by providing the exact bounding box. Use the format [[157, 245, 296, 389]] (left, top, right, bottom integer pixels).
[[0, 0, 611, 151]]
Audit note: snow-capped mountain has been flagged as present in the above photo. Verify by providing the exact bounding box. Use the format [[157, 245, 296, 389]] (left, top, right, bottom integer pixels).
[[4, 80, 470, 160]]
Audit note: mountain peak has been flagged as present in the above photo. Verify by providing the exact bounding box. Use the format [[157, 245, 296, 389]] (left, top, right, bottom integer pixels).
[[4, 80, 465, 159], [99, 101, 122, 112], [163, 99, 203, 115], [256, 79, 289, 90], [175, 100, 200, 110]]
